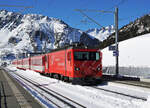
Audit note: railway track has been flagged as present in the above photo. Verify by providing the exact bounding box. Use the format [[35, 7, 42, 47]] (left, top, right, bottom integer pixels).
[[91, 86, 147, 101], [9, 72, 86, 108], [111, 81, 150, 89], [4, 68, 148, 106], [9, 70, 148, 102]]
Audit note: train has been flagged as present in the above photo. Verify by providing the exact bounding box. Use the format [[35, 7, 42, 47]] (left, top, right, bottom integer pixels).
[[12, 45, 102, 84]]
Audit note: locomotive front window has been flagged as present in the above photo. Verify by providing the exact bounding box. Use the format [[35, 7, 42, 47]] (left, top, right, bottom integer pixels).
[[74, 52, 100, 61]]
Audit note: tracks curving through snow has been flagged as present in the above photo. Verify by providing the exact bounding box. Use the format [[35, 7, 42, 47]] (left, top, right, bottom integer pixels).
[[9, 72, 86, 108], [5, 67, 150, 108]]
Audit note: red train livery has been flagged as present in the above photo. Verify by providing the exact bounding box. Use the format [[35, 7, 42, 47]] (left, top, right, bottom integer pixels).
[[12, 46, 102, 83], [30, 55, 45, 73]]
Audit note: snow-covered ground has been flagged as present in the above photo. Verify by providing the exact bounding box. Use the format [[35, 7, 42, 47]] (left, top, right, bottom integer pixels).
[[6, 66, 150, 108], [102, 33, 150, 67]]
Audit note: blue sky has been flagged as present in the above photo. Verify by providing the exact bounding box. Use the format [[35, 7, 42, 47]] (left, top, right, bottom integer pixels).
[[0, 0, 150, 31]]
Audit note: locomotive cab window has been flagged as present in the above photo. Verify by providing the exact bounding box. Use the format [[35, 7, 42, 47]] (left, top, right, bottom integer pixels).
[[95, 52, 100, 60], [74, 52, 100, 61]]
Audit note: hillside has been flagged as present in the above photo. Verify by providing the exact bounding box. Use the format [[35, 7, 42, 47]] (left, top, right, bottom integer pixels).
[[102, 33, 150, 77], [102, 33, 150, 67], [100, 14, 150, 49]]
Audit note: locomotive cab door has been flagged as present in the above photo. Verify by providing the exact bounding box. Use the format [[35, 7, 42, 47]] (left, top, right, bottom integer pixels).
[[66, 51, 73, 77], [45, 55, 49, 73]]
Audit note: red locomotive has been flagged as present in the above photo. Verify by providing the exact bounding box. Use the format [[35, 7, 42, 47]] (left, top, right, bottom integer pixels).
[[12, 46, 102, 83]]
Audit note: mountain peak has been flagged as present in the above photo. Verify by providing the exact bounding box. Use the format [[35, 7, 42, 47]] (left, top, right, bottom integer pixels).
[[0, 10, 100, 62], [86, 25, 115, 41]]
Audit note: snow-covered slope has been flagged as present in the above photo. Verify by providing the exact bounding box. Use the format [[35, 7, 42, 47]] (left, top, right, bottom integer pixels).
[[100, 14, 150, 49], [86, 25, 115, 41], [102, 33, 150, 67], [0, 10, 100, 61]]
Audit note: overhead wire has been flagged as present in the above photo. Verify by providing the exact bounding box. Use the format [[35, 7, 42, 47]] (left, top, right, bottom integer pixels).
[[74, 0, 127, 29], [75, 0, 149, 30], [75, 9, 106, 28], [107, 0, 128, 11], [0, 0, 34, 14]]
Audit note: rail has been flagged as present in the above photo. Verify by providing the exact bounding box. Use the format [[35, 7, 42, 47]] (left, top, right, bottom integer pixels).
[[9, 72, 86, 108]]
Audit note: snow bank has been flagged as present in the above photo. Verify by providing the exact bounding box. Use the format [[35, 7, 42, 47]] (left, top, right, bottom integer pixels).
[[102, 33, 150, 67]]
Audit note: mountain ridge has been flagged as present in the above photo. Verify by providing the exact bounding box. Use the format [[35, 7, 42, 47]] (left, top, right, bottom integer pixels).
[[0, 10, 100, 61], [0, 10, 150, 63], [100, 14, 150, 49]]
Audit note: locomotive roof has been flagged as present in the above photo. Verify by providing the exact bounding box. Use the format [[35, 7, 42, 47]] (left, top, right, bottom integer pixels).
[[26, 45, 100, 57], [49, 45, 100, 53]]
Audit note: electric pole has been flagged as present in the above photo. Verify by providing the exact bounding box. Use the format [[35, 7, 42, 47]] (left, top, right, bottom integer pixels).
[[115, 7, 119, 77], [75, 7, 119, 76]]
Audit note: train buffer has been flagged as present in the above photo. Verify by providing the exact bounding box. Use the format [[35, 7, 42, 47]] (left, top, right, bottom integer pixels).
[[0, 67, 43, 108]]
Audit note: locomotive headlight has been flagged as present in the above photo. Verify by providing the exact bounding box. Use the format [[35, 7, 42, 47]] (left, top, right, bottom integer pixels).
[[75, 67, 80, 71], [97, 67, 100, 71]]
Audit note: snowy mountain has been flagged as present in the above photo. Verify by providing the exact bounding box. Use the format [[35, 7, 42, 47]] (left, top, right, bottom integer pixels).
[[0, 10, 100, 61], [86, 25, 115, 41]]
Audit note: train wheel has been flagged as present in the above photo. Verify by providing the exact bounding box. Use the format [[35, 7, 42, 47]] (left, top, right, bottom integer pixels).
[[64, 77, 69, 82], [49, 73, 53, 78], [47, 73, 51, 77], [40, 73, 44, 76], [57, 74, 61, 80], [53, 74, 60, 80], [45, 73, 49, 76], [60, 75, 64, 81]]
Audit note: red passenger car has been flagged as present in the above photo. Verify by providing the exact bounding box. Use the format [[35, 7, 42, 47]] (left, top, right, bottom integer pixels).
[[12, 60, 18, 67], [17, 59, 23, 69], [30, 55, 45, 73], [22, 58, 30, 70]]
